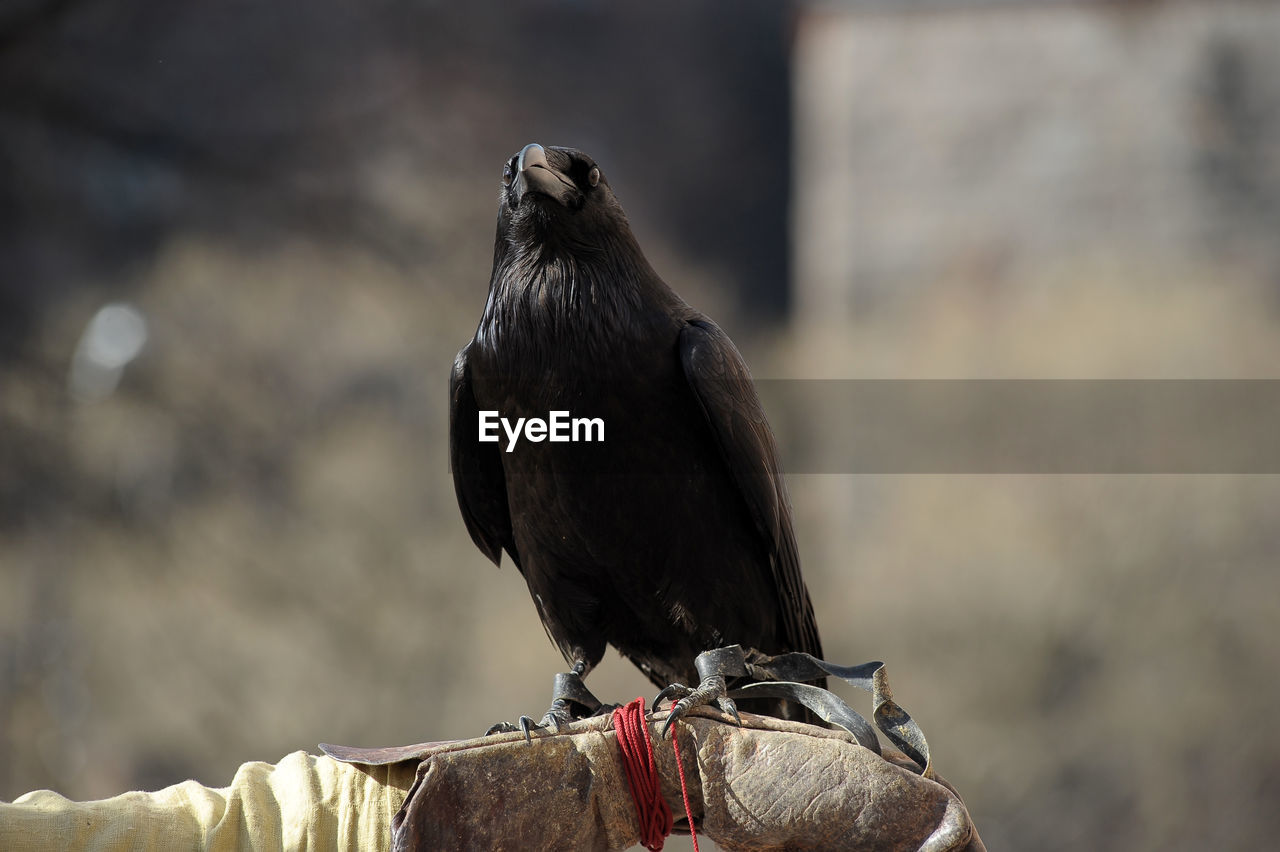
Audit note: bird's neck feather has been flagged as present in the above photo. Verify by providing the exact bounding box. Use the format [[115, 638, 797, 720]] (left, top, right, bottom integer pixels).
[[478, 232, 669, 362]]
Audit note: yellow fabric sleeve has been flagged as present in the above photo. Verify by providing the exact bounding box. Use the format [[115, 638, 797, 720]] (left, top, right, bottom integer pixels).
[[0, 751, 416, 851]]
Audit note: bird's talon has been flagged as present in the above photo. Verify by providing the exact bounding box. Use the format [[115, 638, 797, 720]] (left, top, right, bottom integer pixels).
[[540, 707, 573, 733], [658, 673, 737, 737], [654, 683, 691, 711], [518, 715, 542, 743], [485, 712, 561, 742], [718, 695, 742, 726]]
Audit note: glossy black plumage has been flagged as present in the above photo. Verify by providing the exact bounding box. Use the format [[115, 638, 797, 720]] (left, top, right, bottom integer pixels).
[[450, 143, 822, 697]]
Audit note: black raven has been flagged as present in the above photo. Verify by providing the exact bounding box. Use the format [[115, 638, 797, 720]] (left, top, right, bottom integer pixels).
[[450, 143, 822, 731]]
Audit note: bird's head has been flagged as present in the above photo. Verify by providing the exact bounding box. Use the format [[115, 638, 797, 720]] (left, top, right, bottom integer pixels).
[[495, 143, 631, 257]]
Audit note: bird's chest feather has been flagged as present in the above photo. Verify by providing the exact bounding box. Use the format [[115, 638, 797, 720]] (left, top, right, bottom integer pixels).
[[473, 317, 727, 571]]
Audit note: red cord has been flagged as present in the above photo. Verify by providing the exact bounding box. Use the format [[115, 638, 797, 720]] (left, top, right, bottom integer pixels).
[[671, 719, 700, 852], [613, 698, 701, 851], [613, 698, 672, 850]]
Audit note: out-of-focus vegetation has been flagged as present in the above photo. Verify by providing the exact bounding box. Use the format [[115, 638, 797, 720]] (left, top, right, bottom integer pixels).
[[2, 2, 1279, 850]]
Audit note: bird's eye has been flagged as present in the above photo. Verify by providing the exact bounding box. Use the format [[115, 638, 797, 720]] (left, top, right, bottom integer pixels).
[[502, 161, 514, 187], [587, 166, 600, 188]]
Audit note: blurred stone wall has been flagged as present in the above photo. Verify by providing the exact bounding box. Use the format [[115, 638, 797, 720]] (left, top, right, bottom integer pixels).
[[794, 0, 1280, 322]]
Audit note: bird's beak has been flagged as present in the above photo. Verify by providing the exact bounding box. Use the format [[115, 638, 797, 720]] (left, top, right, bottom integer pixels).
[[510, 143, 582, 209]]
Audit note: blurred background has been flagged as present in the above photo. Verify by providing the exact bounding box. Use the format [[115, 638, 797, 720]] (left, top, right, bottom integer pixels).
[[2, 0, 1279, 849]]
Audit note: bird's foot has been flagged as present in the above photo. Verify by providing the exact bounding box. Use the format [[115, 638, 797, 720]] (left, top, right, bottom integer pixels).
[[655, 675, 740, 738], [485, 670, 603, 742], [653, 645, 751, 737]]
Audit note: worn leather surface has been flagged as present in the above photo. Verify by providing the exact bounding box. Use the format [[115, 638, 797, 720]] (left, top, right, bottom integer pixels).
[[326, 708, 984, 852]]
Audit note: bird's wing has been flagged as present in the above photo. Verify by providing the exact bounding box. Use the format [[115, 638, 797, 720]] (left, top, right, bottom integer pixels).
[[449, 344, 517, 568], [679, 319, 823, 658]]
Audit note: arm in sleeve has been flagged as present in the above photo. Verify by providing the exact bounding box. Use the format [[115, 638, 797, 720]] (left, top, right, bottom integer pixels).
[[0, 750, 416, 852]]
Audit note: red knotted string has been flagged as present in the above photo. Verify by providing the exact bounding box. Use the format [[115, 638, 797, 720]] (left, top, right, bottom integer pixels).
[[671, 717, 700, 852], [612, 697, 699, 852], [613, 698, 672, 850]]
